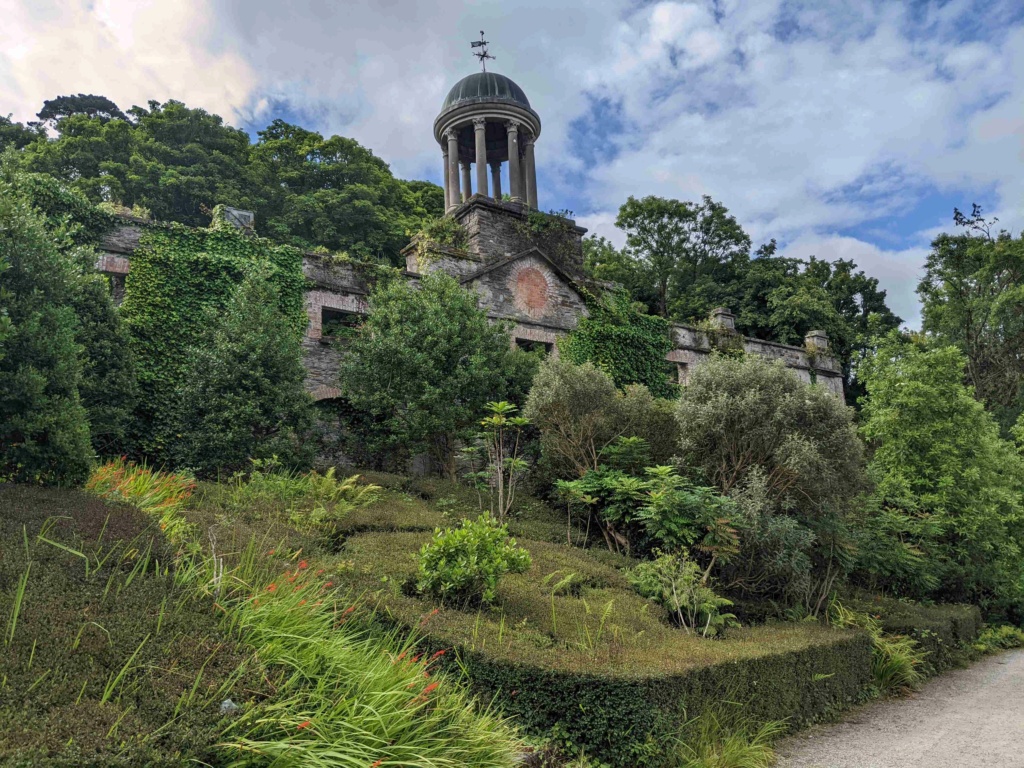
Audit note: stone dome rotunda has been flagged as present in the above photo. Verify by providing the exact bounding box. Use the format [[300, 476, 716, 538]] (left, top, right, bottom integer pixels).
[[433, 70, 542, 212]]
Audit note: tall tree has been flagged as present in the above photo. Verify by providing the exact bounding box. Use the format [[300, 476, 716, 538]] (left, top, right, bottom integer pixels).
[[176, 269, 314, 476], [918, 205, 1024, 430], [615, 195, 750, 318], [0, 169, 92, 484], [37, 94, 128, 128], [339, 272, 526, 478]]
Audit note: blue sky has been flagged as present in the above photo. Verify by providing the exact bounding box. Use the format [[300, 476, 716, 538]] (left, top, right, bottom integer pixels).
[[3, 0, 1024, 326]]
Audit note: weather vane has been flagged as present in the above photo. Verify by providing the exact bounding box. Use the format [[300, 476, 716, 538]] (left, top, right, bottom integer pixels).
[[471, 30, 495, 72]]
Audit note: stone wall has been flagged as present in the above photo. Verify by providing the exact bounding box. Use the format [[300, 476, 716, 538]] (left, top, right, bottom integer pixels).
[[93, 206, 846, 402]]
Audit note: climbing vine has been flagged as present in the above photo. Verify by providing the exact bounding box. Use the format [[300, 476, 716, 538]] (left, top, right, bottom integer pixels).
[[409, 215, 467, 269], [559, 289, 678, 398], [120, 208, 306, 459]]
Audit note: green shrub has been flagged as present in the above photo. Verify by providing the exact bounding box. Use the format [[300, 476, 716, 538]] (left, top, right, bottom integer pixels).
[[0, 486, 264, 766], [525, 358, 678, 481], [973, 624, 1024, 653], [628, 553, 738, 637], [828, 599, 925, 694], [674, 705, 786, 768], [417, 516, 532, 606]]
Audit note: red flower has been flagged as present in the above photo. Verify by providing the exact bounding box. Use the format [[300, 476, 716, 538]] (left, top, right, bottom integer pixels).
[[430, 649, 446, 660], [298, 560, 309, 570], [423, 682, 439, 695], [297, 720, 312, 730], [371, 760, 383, 767], [267, 583, 277, 593]]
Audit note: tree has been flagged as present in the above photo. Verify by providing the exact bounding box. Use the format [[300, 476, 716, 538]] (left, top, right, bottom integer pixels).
[[524, 358, 678, 480], [676, 356, 865, 610], [176, 270, 314, 476], [37, 94, 128, 127], [339, 271, 525, 478], [248, 119, 442, 263], [859, 331, 1024, 615], [71, 275, 137, 456], [581, 235, 656, 310], [0, 115, 44, 152], [918, 205, 1024, 431], [615, 195, 750, 318], [0, 172, 91, 484]]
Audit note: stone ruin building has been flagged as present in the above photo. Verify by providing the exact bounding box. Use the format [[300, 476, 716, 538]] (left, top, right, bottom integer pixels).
[[95, 69, 845, 401]]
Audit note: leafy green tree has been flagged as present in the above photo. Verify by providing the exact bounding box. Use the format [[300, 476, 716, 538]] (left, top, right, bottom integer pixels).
[[0, 173, 91, 484], [71, 275, 137, 456], [37, 94, 128, 127], [918, 205, 1024, 430], [339, 271, 525, 478], [859, 331, 1024, 615], [176, 270, 314, 476], [249, 119, 442, 262], [0, 115, 44, 152], [524, 358, 678, 480], [615, 194, 750, 318], [559, 289, 676, 397], [581, 235, 657, 310], [676, 355, 865, 611], [734, 249, 901, 402]]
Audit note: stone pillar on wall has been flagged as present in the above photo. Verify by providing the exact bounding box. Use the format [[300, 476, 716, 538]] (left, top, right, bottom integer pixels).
[[474, 118, 488, 199], [445, 129, 460, 211], [461, 161, 472, 203], [506, 120, 522, 202], [709, 307, 736, 331], [490, 161, 502, 201], [523, 135, 538, 209], [805, 330, 829, 351], [442, 147, 449, 209]]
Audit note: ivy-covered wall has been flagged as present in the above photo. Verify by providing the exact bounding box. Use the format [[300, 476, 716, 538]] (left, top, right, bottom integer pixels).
[[120, 210, 306, 459]]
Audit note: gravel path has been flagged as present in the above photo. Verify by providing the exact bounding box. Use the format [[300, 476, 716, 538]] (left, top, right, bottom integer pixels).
[[774, 649, 1024, 768]]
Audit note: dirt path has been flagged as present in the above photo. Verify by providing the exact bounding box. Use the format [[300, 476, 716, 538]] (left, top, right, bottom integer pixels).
[[774, 649, 1024, 768]]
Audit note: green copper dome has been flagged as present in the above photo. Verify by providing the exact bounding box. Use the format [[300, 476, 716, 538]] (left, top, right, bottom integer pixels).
[[441, 72, 531, 111]]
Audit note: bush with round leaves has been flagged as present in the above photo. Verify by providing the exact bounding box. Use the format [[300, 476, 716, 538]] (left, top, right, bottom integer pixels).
[[416, 515, 531, 607]]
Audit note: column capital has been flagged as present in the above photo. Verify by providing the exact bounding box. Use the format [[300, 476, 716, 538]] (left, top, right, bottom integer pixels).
[[443, 127, 459, 141], [505, 119, 520, 132], [521, 133, 536, 147], [473, 117, 487, 127]]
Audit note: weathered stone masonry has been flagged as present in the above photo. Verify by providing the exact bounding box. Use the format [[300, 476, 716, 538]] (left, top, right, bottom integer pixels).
[[96, 195, 844, 401]]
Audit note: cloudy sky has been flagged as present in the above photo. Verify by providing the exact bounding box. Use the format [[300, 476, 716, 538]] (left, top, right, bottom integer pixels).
[[2, 0, 1023, 325]]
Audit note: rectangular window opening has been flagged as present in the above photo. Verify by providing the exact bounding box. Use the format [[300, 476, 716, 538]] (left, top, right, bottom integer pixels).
[[516, 338, 553, 355], [321, 307, 362, 345]]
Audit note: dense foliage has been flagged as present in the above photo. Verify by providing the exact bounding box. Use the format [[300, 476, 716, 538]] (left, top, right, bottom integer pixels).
[[13, 97, 443, 263], [919, 205, 1024, 431], [417, 515, 533, 606], [559, 289, 677, 398], [119, 208, 306, 462], [0, 170, 92, 484], [176, 270, 315, 476], [524, 358, 678, 480], [858, 331, 1024, 618], [339, 271, 535, 478]]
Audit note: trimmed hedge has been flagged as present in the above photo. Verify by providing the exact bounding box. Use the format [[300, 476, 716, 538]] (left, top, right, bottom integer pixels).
[[850, 595, 982, 673], [456, 630, 872, 767], [341, 529, 872, 767]]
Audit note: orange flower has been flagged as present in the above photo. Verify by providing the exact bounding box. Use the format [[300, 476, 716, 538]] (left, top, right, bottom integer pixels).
[[423, 682, 439, 695], [430, 649, 446, 660], [297, 720, 312, 730], [371, 760, 383, 767], [298, 560, 309, 570], [267, 583, 278, 593]]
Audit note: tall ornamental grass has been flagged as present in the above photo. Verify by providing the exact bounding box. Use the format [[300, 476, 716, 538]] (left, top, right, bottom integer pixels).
[[85, 459, 521, 767]]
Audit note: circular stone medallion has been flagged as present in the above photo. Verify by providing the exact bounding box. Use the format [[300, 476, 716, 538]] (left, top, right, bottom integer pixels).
[[512, 265, 550, 319]]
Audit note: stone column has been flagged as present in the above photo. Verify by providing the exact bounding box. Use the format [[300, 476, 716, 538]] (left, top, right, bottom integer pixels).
[[474, 118, 488, 199], [442, 147, 450, 210], [506, 120, 522, 202], [445, 129, 460, 211], [460, 161, 472, 202], [524, 135, 538, 209], [490, 161, 502, 201]]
